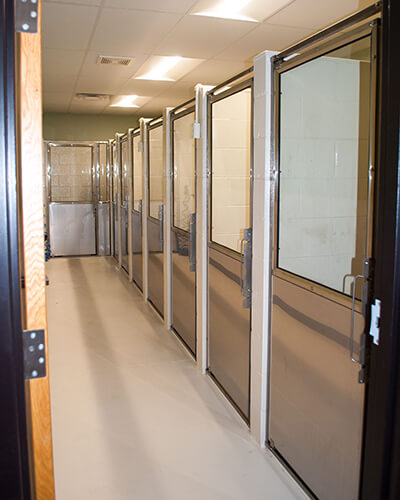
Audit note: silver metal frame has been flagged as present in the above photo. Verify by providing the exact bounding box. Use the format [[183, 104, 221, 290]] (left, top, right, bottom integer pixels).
[[271, 19, 379, 313], [266, 8, 381, 496], [147, 117, 164, 222]]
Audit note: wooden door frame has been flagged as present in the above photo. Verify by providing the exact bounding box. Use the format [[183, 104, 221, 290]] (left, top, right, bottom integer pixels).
[[0, 1, 31, 497]]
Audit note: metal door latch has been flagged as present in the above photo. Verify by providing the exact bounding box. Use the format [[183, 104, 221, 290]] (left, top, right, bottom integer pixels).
[[369, 299, 381, 346], [22, 329, 46, 380], [192, 122, 201, 139], [15, 0, 39, 33]]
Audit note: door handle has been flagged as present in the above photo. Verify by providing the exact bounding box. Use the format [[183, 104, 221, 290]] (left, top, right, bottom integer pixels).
[[350, 274, 367, 364], [158, 204, 164, 251], [240, 228, 252, 309], [138, 199, 143, 235], [189, 213, 196, 272]]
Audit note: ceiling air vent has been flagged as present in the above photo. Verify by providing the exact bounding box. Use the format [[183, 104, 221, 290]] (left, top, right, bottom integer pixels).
[[97, 55, 134, 66], [75, 93, 109, 102]]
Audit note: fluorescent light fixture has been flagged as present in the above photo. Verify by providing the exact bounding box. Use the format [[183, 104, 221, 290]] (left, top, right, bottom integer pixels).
[[134, 56, 204, 82], [190, 0, 293, 23], [136, 56, 182, 81], [109, 95, 151, 108]]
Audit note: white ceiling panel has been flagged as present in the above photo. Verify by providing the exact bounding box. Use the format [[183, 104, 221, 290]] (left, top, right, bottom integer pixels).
[[181, 59, 250, 85], [217, 23, 313, 61], [153, 16, 256, 59], [43, 92, 72, 112], [89, 9, 181, 54], [74, 75, 130, 94], [157, 81, 197, 101], [42, 73, 78, 93], [139, 96, 185, 114], [42, 49, 85, 78], [42, 3, 99, 50], [69, 100, 108, 113], [265, 0, 360, 30], [104, 0, 198, 14], [117, 79, 175, 97], [79, 52, 149, 79]]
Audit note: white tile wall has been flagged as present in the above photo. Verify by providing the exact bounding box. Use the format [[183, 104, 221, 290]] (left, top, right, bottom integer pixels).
[[149, 125, 163, 219], [133, 135, 143, 211], [279, 56, 371, 294], [211, 89, 252, 252], [50, 146, 92, 202], [173, 112, 195, 232]]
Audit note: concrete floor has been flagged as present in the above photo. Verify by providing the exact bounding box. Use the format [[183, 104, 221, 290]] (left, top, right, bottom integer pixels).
[[46, 257, 307, 500]]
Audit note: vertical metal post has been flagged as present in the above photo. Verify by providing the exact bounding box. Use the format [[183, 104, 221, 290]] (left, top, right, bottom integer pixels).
[[163, 108, 173, 328], [127, 129, 134, 281], [140, 118, 149, 300]]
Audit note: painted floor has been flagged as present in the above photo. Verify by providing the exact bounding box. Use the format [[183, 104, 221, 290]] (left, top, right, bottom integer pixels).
[[46, 257, 307, 500]]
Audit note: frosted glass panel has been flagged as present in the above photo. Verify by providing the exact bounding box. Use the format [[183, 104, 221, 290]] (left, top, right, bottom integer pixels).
[[112, 144, 119, 201], [211, 88, 252, 252], [98, 143, 108, 202], [121, 139, 129, 203], [133, 135, 142, 211], [149, 125, 163, 219], [173, 112, 195, 231], [278, 37, 371, 297], [50, 146, 92, 202]]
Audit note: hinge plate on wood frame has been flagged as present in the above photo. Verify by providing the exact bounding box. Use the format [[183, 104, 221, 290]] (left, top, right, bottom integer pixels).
[[22, 329, 46, 380], [15, 0, 38, 34]]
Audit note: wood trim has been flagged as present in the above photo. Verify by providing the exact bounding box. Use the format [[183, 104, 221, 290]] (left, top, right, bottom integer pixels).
[[17, 1, 55, 498]]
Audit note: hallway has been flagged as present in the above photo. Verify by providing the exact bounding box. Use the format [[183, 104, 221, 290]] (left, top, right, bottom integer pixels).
[[46, 257, 305, 500]]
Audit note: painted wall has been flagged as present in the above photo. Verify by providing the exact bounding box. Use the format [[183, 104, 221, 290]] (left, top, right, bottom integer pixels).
[[43, 112, 139, 142]]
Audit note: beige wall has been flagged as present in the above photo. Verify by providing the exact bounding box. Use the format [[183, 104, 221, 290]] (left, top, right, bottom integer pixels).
[[211, 89, 252, 252], [43, 112, 139, 141], [173, 112, 195, 231]]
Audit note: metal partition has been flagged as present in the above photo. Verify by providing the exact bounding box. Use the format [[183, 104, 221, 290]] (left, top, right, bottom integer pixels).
[[170, 103, 197, 355], [147, 118, 164, 317], [111, 140, 119, 261], [120, 135, 129, 272], [268, 14, 379, 500], [131, 129, 143, 290], [207, 78, 253, 420], [47, 143, 97, 256]]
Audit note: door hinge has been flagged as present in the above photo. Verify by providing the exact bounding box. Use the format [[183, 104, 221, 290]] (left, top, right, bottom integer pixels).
[[22, 329, 46, 380], [369, 298, 381, 346], [15, 0, 39, 34]]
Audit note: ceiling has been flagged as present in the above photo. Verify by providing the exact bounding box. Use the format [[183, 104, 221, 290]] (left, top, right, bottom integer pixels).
[[42, 0, 369, 118]]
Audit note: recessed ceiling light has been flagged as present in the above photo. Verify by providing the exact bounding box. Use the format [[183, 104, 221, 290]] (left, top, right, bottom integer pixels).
[[109, 95, 151, 108], [190, 0, 293, 23], [134, 56, 204, 82]]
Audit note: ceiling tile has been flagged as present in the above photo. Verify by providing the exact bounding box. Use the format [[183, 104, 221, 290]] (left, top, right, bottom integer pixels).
[[104, 0, 198, 14], [74, 75, 130, 95], [217, 23, 314, 61], [42, 3, 99, 50], [116, 79, 175, 97], [139, 96, 185, 116], [42, 49, 85, 76], [157, 81, 197, 101], [89, 9, 181, 54], [43, 92, 71, 112], [180, 59, 250, 85], [42, 73, 78, 93], [153, 16, 256, 59], [79, 52, 149, 80], [265, 0, 360, 30], [69, 100, 108, 113]]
